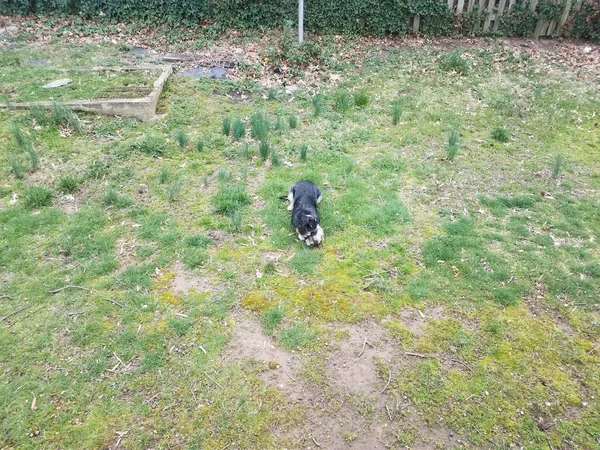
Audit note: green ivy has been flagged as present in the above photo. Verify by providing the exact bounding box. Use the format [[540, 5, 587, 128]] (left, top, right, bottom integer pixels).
[[537, 0, 565, 20], [572, 1, 600, 40], [499, 0, 537, 36]]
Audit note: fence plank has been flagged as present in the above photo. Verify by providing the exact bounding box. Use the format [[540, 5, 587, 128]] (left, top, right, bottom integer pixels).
[[530, 0, 539, 11], [541, 20, 551, 36], [558, 0, 572, 36], [533, 18, 546, 38], [457, 0, 466, 14], [467, 0, 476, 13], [508, 0, 517, 10], [448, 0, 455, 10], [547, 20, 557, 35], [483, 0, 496, 31], [413, 14, 421, 33], [493, 0, 508, 30]]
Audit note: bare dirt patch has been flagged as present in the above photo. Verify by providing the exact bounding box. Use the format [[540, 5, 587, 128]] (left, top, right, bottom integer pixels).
[[398, 306, 447, 336], [171, 261, 214, 296]]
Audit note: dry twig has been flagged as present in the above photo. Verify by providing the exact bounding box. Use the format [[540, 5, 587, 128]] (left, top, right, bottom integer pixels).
[[48, 285, 88, 294]]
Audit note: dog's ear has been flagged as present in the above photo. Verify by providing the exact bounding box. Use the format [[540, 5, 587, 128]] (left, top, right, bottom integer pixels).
[[307, 217, 317, 229]]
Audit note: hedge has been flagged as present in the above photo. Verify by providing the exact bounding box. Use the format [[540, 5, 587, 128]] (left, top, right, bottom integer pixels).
[[1, 0, 598, 39]]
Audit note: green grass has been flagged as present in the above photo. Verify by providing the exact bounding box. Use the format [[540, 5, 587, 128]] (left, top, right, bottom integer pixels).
[[174, 129, 189, 148], [259, 140, 270, 161], [335, 91, 352, 113], [278, 324, 314, 348], [491, 126, 510, 143], [57, 175, 81, 193], [1, 37, 600, 450], [212, 183, 251, 216], [261, 307, 284, 335], [232, 118, 246, 141], [288, 115, 298, 129], [23, 185, 53, 208], [222, 117, 231, 136], [446, 128, 460, 161], [439, 51, 469, 75], [354, 90, 369, 108]]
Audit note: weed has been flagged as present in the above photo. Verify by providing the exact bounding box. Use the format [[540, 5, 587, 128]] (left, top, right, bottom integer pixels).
[[267, 87, 277, 100], [182, 248, 209, 269], [174, 130, 189, 148], [261, 307, 284, 335], [354, 90, 369, 108], [271, 150, 281, 167], [551, 154, 564, 178], [10, 122, 28, 149], [217, 168, 230, 183], [196, 139, 204, 152], [222, 117, 231, 136], [8, 155, 24, 179], [167, 179, 183, 202], [263, 261, 276, 275], [85, 156, 113, 180], [202, 174, 209, 186], [130, 135, 166, 157], [103, 184, 131, 208], [278, 324, 314, 348], [288, 115, 298, 129], [299, 144, 308, 162], [250, 113, 270, 140], [29, 104, 46, 125], [23, 186, 53, 209], [274, 115, 285, 132], [57, 175, 81, 193], [312, 93, 323, 116], [259, 140, 271, 161], [184, 234, 212, 248], [50, 103, 81, 132], [392, 101, 403, 125], [212, 183, 251, 216], [24, 146, 39, 171], [446, 129, 460, 161], [240, 142, 251, 159], [491, 127, 510, 143], [230, 210, 242, 231], [439, 51, 469, 75], [232, 118, 246, 141], [159, 166, 170, 184], [335, 91, 352, 113]]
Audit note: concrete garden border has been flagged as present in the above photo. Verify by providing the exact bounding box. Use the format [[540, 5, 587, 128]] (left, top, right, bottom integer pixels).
[[1, 65, 172, 119]]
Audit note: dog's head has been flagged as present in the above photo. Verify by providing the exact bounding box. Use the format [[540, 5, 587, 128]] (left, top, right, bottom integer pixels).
[[298, 214, 318, 238]]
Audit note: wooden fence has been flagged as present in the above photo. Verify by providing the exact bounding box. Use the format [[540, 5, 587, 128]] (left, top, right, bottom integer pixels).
[[411, 0, 586, 38]]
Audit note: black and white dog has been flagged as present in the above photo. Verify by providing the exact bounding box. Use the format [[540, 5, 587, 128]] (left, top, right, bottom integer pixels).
[[285, 180, 324, 246]]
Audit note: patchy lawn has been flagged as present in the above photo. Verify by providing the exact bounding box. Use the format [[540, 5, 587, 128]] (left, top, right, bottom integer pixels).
[[1, 26, 599, 450]]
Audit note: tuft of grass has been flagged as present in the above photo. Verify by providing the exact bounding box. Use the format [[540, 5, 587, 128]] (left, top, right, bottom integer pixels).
[[57, 175, 81, 194], [230, 210, 242, 231], [271, 150, 281, 167], [202, 174, 209, 186], [167, 179, 183, 202], [232, 118, 246, 141], [278, 324, 314, 349], [130, 135, 167, 157], [182, 248, 209, 269], [217, 168, 230, 183], [250, 113, 269, 140], [212, 183, 251, 216], [24, 146, 39, 171], [354, 90, 369, 108], [23, 186, 53, 209], [491, 127, 509, 143], [8, 155, 25, 179], [274, 115, 285, 132], [551, 154, 564, 178], [267, 87, 277, 100], [174, 130, 189, 148], [50, 103, 81, 132], [222, 117, 231, 136], [196, 139, 204, 152], [29, 104, 47, 125], [289, 249, 322, 275], [288, 115, 298, 129], [335, 91, 352, 113], [439, 51, 469, 75], [312, 93, 323, 117], [11, 122, 28, 150], [259, 140, 270, 161], [159, 165, 170, 184], [392, 101, 403, 125], [261, 307, 284, 335], [103, 184, 132, 208], [184, 234, 212, 248], [446, 129, 460, 161], [299, 144, 308, 162], [240, 141, 251, 159]]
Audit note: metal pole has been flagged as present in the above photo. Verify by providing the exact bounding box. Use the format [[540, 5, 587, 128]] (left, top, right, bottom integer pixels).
[[298, 0, 304, 44]]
